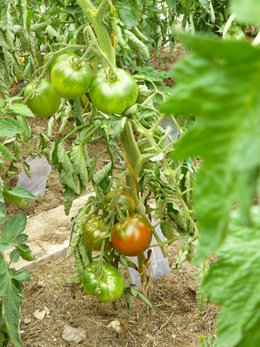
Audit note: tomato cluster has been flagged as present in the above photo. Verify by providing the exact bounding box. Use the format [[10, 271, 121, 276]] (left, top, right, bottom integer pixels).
[[81, 190, 152, 302], [83, 190, 152, 257], [24, 52, 138, 118]]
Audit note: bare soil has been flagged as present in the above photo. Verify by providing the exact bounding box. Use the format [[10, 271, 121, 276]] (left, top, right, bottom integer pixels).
[[20, 244, 217, 347]]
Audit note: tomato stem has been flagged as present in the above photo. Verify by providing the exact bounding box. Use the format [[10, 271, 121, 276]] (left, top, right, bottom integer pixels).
[[76, 0, 116, 67]]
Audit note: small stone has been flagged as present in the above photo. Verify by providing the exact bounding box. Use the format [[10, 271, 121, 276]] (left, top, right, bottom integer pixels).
[[107, 319, 123, 334], [61, 324, 86, 344], [34, 309, 46, 320], [24, 317, 31, 325]]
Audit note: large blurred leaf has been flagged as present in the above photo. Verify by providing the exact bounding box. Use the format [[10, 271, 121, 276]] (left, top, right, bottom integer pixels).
[[203, 207, 260, 347], [0, 119, 24, 138], [231, 0, 260, 26], [0, 214, 32, 347], [161, 33, 260, 260]]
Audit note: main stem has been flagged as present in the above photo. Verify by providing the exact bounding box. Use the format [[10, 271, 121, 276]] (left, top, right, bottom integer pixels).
[[118, 121, 144, 211], [77, 0, 143, 209], [76, 0, 116, 66]]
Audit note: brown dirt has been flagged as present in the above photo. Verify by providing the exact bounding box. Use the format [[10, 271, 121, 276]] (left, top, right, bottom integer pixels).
[[20, 243, 217, 347]]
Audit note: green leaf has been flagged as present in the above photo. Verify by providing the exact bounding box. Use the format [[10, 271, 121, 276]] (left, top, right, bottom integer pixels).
[[70, 144, 88, 187], [0, 143, 13, 161], [0, 249, 29, 347], [17, 244, 35, 261], [93, 162, 112, 185], [7, 104, 34, 118], [63, 186, 79, 216], [203, 207, 260, 347], [161, 33, 260, 260], [0, 213, 26, 247], [0, 118, 24, 138], [199, 0, 215, 22], [231, 0, 260, 26], [3, 187, 36, 207], [118, 2, 137, 28], [57, 142, 80, 194], [0, 187, 6, 224]]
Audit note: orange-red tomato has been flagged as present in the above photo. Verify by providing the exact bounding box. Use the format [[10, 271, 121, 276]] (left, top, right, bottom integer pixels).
[[112, 214, 152, 256]]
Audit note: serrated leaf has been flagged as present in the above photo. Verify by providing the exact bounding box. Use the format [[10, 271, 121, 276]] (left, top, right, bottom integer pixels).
[[199, 0, 215, 22], [0, 213, 26, 247], [67, 198, 94, 257], [57, 142, 80, 194], [70, 144, 88, 187], [118, 2, 137, 28], [3, 187, 36, 207], [161, 33, 260, 260], [203, 207, 260, 347], [63, 186, 79, 216], [7, 104, 34, 118], [231, 0, 260, 26], [0, 143, 13, 161], [0, 118, 24, 138], [17, 244, 35, 261], [0, 187, 6, 224], [93, 162, 112, 185]]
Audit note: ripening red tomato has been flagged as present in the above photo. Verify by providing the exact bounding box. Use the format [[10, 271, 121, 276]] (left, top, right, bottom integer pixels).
[[112, 214, 152, 256]]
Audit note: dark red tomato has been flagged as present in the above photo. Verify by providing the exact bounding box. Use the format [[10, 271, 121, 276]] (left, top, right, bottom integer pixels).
[[88, 68, 138, 115], [82, 261, 124, 302], [112, 214, 152, 256], [82, 215, 112, 251], [24, 79, 61, 118], [51, 56, 92, 99], [103, 190, 136, 218]]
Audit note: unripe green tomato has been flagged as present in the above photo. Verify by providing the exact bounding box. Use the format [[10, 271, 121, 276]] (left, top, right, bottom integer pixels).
[[82, 215, 112, 251], [82, 261, 124, 302], [24, 79, 61, 118], [103, 190, 136, 218], [44, 51, 77, 73], [88, 68, 138, 115], [51, 56, 92, 99]]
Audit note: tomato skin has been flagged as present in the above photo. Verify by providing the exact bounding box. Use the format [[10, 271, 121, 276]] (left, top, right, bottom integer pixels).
[[82, 261, 124, 302], [24, 79, 61, 118], [104, 190, 136, 217], [51, 57, 92, 99], [45, 51, 77, 72], [88, 68, 138, 115], [82, 215, 112, 251], [112, 214, 152, 256]]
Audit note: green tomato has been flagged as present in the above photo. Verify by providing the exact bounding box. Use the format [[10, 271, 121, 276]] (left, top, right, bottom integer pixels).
[[82, 261, 124, 302], [44, 51, 77, 73], [103, 190, 136, 218], [51, 56, 92, 99], [82, 215, 112, 251], [24, 79, 61, 118], [88, 68, 138, 115]]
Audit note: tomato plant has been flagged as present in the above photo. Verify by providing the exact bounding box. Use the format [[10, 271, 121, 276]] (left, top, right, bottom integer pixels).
[[88, 68, 138, 114], [82, 261, 124, 302], [51, 56, 92, 99], [112, 214, 152, 256], [82, 215, 112, 251], [103, 190, 136, 218], [24, 79, 61, 118]]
